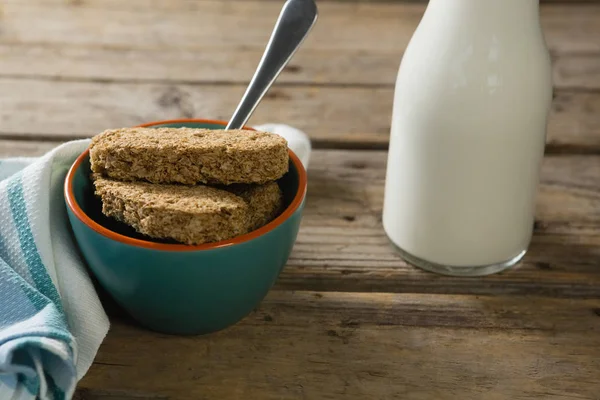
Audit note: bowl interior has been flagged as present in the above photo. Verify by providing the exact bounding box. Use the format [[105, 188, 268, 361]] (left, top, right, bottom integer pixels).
[[72, 121, 302, 246]]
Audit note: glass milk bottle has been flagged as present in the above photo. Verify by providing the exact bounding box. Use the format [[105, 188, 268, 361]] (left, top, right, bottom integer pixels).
[[382, 0, 553, 276]]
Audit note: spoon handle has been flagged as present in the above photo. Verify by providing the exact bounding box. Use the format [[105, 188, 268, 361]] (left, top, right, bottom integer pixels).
[[226, 0, 318, 130]]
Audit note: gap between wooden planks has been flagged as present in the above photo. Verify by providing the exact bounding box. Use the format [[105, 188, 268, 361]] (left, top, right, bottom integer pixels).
[[76, 291, 600, 400], [2, 141, 599, 297], [0, 80, 598, 153]]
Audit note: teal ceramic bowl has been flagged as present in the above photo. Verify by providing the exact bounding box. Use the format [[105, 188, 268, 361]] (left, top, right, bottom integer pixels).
[[64, 119, 307, 335]]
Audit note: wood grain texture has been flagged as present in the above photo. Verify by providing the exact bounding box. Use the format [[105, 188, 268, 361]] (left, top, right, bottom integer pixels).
[[3, 140, 599, 297], [279, 150, 600, 297], [1, 45, 597, 90], [0, 2, 598, 88], [0, 139, 59, 157], [76, 291, 600, 400], [1, 0, 598, 152], [5, 1, 598, 52], [0, 79, 598, 153], [0, 1, 598, 398]]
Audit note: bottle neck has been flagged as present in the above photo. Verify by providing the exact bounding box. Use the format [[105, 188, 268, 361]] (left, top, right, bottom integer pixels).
[[426, 0, 540, 23]]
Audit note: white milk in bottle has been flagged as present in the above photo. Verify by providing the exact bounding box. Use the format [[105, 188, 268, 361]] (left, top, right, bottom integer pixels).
[[382, 0, 553, 276]]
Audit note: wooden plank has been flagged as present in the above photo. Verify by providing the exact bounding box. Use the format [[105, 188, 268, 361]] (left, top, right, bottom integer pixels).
[[0, 2, 599, 88], [3, 140, 599, 297], [279, 150, 600, 297], [1, 45, 597, 90], [77, 291, 600, 400], [2, 1, 597, 53], [0, 139, 58, 157], [553, 54, 600, 90], [0, 79, 598, 153]]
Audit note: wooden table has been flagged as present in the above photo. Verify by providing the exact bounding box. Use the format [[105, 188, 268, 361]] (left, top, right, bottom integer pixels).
[[2, 0, 600, 398]]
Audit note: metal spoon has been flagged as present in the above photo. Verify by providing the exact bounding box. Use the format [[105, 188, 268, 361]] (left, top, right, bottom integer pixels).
[[225, 0, 318, 130]]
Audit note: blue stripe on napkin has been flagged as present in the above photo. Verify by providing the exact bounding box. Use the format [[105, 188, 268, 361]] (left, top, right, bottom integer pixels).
[[7, 176, 64, 315], [0, 257, 50, 329], [1, 141, 109, 400], [17, 372, 39, 396]]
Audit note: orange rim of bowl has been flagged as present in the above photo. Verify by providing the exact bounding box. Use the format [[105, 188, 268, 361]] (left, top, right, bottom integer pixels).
[[64, 118, 308, 252]]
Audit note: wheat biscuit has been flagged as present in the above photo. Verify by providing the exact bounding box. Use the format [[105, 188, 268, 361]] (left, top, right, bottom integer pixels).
[[90, 127, 289, 185], [228, 183, 284, 232], [93, 176, 283, 245]]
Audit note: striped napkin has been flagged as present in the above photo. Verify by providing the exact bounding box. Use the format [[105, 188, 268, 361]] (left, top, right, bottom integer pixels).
[[0, 140, 109, 400], [0, 124, 310, 400]]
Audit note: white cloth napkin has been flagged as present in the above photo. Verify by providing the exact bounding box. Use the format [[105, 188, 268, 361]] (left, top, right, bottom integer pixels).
[[258, 123, 311, 168], [0, 124, 311, 400], [0, 140, 108, 400]]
